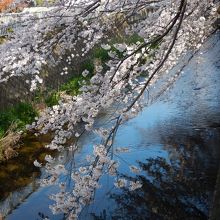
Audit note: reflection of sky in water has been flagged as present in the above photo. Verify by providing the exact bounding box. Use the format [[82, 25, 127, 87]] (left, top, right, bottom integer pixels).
[[80, 101, 174, 219]]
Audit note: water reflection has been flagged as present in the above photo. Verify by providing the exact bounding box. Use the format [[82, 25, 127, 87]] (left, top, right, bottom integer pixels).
[[2, 99, 219, 220], [99, 127, 220, 220], [0, 133, 57, 218]]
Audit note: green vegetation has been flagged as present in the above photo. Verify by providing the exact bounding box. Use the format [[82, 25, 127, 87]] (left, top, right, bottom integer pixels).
[[45, 75, 89, 107], [0, 36, 6, 45], [0, 128, 4, 138], [0, 103, 38, 138], [79, 59, 95, 73], [0, 28, 14, 45], [36, 0, 56, 6], [110, 33, 144, 45], [6, 27, 13, 34], [60, 75, 85, 95], [45, 91, 60, 107], [36, 0, 45, 5], [125, 33, 145, 44], [92, 47, 109, 63]]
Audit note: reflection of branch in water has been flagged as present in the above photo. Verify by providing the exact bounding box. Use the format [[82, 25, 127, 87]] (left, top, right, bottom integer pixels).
[[109, 156, 217, 220], [37, 211, 49, 220], [137, 113, 220, 174]]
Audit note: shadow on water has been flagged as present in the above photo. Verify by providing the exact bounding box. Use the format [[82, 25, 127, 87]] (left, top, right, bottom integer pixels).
[[107, 127, 220, 220], [0, 133, 54, 201]]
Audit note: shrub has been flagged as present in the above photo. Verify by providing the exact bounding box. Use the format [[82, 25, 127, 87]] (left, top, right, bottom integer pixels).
[[0, 102, 38, 137], [45, 92, 60, 107], [60, 75, 85, 96]]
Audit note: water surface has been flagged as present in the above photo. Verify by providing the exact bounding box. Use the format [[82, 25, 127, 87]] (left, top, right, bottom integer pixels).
[[1, 32, 220, 220]]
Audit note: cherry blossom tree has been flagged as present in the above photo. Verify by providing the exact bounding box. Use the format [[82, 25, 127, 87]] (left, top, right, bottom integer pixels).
[[0, 0, 219, 219]]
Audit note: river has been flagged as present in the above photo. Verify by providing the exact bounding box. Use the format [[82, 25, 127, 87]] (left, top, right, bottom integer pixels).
[[0, 32, 220, 220]]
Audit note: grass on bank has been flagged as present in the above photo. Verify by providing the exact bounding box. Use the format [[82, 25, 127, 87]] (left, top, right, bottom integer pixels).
[[0, 103, 38, 139], [0, 102, 38, 160], [44, 75, 89, 107]]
